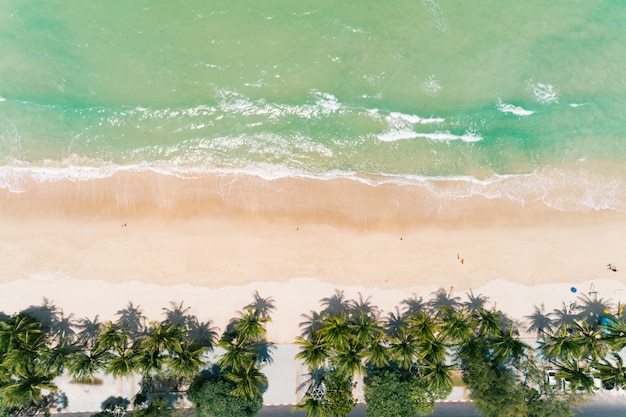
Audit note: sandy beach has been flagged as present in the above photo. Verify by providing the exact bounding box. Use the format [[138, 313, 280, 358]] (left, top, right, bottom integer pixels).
[[1, 173, 626, 343]]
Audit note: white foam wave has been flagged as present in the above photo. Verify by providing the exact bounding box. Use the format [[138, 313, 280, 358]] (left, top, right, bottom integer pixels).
[[376, 109, 455, 142], [388, 111, 445, 125], [377, 130, 482, 143], [214, 88, 343, 120], [496, 98, 534, 116], [528, 80, 558, 104], [312, 90, 341, 114], [1, 161, 625, 212], [0, 97, 6, 102]]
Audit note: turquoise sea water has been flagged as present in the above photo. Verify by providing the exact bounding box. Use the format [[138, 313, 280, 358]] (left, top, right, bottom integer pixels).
[[1, 1, 626, 211]]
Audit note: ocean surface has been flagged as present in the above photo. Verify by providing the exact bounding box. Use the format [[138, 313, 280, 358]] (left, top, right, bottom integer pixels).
[[1, 1, 626, 212]]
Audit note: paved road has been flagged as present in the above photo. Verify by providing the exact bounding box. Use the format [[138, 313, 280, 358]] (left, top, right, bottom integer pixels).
[[257, 401, 626, 417], [57, 399, 626, 417], [257, 403, 478, 416]]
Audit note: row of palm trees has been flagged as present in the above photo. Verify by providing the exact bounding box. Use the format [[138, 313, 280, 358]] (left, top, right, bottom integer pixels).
[[2, 288, 625, 416], [0, 292, 275, 415], [293, 288, 626, 417]]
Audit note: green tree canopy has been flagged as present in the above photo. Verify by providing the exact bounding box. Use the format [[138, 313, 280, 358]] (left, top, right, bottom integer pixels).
[[187, 374, 262, 417], [363, 368, 417, 417]]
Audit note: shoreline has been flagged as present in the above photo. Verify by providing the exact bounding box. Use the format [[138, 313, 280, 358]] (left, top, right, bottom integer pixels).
[[1, 170, 624, 229]]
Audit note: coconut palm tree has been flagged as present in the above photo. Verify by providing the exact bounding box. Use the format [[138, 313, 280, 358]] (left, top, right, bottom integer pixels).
[[293, 395, 329, 417], [418, 335, 449, 365], [96, 321, 137, 378], [295, 331, 329, 371], [41, 339, 80, 375], [554, 359, 595, 394], [569, 320, 608, 361], [406, 311, 436, 342], [218, 338, 257, 373], [457, 335, 488, 365], [593, 352, 626, 390], [387, 326, 418, 369], [218, 298, 274, 402], [318, 314, 351, 352], [490, 324, 529, 365], [332, 338, 367, 381], [538, 326, 582, 362], [135, 321, 184, 376], [421, 360, 454, 394], [166, 340, 206, 379], [473, 307, 504, 338], [599, 315, 626, 350], [66, 349, 110, 383], [106, 342, 137, 378], [525, 304, 554, 339], [0, 367, 57, 409], [441, 308, 472, 344], [234, 308, 270, 345], [349, 308, 383, 347], [0, 314, 49, 382], [95, 321, 128, 354], [366, 335, 390, 369], [226, 359, 268, 400], [0, 313, 43, 354]]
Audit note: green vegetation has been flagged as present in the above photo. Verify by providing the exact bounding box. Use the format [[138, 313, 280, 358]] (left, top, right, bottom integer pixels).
[[0, 292, 274, 417], [364, 368, 425, 417], [187, 373, 263, 417], [2, 288, 626, 417], [294, 288, 626, 417]]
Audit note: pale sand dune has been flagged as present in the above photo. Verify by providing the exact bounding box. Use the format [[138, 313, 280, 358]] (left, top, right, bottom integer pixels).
[[1, 174, 626, 343]]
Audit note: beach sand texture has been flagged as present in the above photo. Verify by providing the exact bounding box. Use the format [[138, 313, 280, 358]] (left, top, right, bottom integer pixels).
[[1, 174, 625, 343]]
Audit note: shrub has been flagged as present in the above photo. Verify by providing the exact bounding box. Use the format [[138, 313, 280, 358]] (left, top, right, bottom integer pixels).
[[187, 374, 262, 417]]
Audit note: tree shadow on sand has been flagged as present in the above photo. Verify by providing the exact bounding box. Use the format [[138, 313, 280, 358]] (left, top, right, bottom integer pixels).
[[115, 301, 146, 340], [246, 291, 276, 319]]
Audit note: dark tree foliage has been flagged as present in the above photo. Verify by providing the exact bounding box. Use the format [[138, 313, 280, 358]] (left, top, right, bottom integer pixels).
[[187, 374, 262, 417], [130, 397, 174, 417], [100, 395, 130, 411], [320, 370, 357, 417], [462, 358, 527, 417], [363, 369, 416, 417]]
